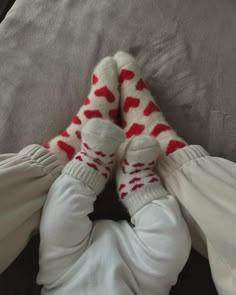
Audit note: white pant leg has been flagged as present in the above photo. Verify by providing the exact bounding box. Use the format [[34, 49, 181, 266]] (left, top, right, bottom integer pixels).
[[0, 145, 62, 273], [157, 145, 236, 295], [37, 173, 96, 287], [131, 195, 191, 289]]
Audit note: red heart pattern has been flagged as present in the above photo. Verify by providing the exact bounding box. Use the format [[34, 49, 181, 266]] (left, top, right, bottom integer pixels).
[[136, 78, 146, 91], [125, 123, 145, 138], [132, 163, 145, 167], [92, 73, 98, 85], [109, 109, 117, 121], [87, 162, 98, 171], [57, 140, 75, 160], [83, 97, 90, 105], [42, 142, 49, 149], [75, 130, 81, 140], [83, 143, 91, 150], [84, 110, 103, 119], [131, 183, 144, 191], [124, 96, 140, 113], [148, 177, 159, 183], [122, 119, 127, 128], [150, 123, 171, 137], [143, 101, 160, 116], [166, 140, 186, 156], [60, 130, 70, 137], [129, 177, 141, 184], [94, 86, 115, 102], [119, 69, 135, 84], [119, 184, 126, 191], [121, 192, 128, 199], [72, 115, 81, 125]]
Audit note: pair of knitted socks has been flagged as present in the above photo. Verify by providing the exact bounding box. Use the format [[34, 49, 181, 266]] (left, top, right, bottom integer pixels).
[[42, 52, 186, 214]]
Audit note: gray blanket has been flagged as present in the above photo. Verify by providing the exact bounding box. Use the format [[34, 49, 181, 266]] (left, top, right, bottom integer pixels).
[[0, 0, 236, 161]]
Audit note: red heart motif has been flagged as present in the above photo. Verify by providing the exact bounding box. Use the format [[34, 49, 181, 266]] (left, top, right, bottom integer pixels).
[[125, 123, 144, 138], [124, 96, 140, 112], [166, 140, 186, 156], [75, 130, 81, 140], [119, 184, 126, 191], [60, 130, 70, 137], [105, 166, 111, 172], [84, 110, 103, 119], [143, 101, 160, 116], [150, 123, 171, 137], [94, 86, 115, 102], [122, 166, 126, 174], [87, 162, 98, 171], [57, 140, 75, 160], [130, 169, 141, 175], [102, 172, 108, 178], [42, 142, 49, 149], [136, 78, 146, 91], [95, 151, 105, 157], [92, 73, 98, 85], [121, 192, 128, 199], [131, 183, 144, 191], [75, 155, 83, 161], [129, 177, 141, 184], [132, 163, 145, 167], [122, 119, 127, 128], [119, 69, 135, 84], [83, 143, 91, 150], [148, 177, 159, 183], [109, 109, 117, 121], [83, 97, 90, 105], [72, 115, 81, 124]]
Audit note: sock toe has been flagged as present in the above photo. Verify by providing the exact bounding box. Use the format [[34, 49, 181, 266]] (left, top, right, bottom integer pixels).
[[114, 51, 136, 71], [125, 135, 160, 164], [128, 135, 159, 151], [93, 56, 118, 85], [82, 119, 125, 155]]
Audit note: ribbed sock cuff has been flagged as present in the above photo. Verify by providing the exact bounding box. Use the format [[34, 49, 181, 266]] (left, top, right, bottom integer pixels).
[[18, 144, 63, 180], [157, 145, 209, 180], [63, 159, 107, 195], [122, 182, 169, 216]]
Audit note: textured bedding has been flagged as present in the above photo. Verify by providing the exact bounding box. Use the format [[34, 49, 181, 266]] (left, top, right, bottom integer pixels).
[[0, 0, 235, 294], [0, 0, 236, 161]]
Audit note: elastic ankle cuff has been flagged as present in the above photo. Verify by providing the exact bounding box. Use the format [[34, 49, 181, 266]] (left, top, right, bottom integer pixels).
[[63, 159, 106, 195], [157, 145, 209, 180], [122, 183, 168, 216], [19, 144, 63, 179]]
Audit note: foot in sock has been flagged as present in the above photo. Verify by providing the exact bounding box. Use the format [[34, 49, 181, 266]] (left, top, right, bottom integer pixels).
[[114, 51, 186, 159], [66, 118, 125, 194], [116, 135, 168, 216], [42, 57, 120, 164]]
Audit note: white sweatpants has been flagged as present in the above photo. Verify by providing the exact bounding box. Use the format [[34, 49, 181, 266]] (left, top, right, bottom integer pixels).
[[0, 144, 236, 295]]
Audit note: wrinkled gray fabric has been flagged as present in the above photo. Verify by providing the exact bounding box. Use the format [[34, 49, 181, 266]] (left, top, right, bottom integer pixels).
[[0, 0, 235, 161]]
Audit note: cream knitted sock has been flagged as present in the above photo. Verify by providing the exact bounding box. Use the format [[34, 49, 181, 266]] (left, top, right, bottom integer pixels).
[[114, 51, 187, 159], [42, 56, 120, 164], [64, 118, 125, 194], [116, 135, 168, 216]]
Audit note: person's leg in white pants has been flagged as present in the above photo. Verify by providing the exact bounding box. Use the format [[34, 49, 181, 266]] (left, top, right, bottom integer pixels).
[[115, 51, 236, 295]]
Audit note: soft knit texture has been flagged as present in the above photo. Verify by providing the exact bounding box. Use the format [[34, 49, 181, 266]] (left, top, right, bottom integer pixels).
[[42, 56, 120, 164], [64, 118, 125, 194], [116, 135, 168, 216], [38, 163, 190, 295], [114, 51, 187, 159]]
